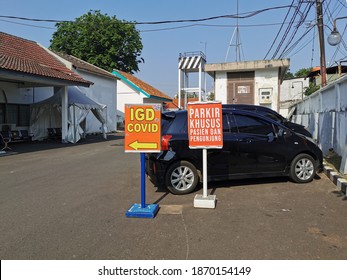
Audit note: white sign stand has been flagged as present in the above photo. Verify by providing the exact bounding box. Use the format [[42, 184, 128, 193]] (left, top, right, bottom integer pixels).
[[194, 148, 216, 208]]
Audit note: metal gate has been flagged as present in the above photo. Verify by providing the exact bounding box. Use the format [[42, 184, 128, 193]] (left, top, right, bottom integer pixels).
[[227, 71, 254, 104]]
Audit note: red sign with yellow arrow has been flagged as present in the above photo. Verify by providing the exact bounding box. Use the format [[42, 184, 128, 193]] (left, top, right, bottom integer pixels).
[[124, 104, 162, 153]]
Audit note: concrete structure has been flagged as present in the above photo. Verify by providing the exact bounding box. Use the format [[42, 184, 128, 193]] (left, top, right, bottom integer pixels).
[[113, 70, 172, 124], [280, 77, 309, 117], [205, 59, 290, 112], [290, 74, 347, 175]]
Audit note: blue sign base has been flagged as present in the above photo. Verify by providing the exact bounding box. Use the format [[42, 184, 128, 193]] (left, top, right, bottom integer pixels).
[[125, 203, 159, 218]]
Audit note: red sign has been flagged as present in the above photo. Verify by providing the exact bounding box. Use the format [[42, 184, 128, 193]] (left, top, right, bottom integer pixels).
[[187, 102, 223, 149], [124, 104, 161, 153]]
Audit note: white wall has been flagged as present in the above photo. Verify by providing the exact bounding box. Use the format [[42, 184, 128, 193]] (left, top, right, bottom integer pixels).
[[281, 77, 309, 102], [214, 72, 227, 104], [117, 82, 143, 114], [254, 68, 279, 111], [291, 75, 347, 174], [75, 70, 117, 133], [213, 68, 281, 111]]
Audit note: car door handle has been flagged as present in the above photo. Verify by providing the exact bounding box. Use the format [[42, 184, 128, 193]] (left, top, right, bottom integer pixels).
[[239, 138, 252, 143]]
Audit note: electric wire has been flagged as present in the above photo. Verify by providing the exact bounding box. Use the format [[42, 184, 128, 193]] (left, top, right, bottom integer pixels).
[[270, 0, 304, 59], [0, 5, 295, 26], [0, 1, 346, 69], [0, 19, 55, 29], [263, 0, 296, 59], [278, 1, 314, 59]]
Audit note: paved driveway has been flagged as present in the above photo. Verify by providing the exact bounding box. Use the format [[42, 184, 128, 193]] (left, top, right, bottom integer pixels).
[[0, 134, 346, 259]]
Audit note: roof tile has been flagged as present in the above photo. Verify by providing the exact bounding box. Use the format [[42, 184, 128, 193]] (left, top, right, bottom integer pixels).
[[0, 32, 91, 85], [115, 70, 172, 101], [53, 52, 117, 80]]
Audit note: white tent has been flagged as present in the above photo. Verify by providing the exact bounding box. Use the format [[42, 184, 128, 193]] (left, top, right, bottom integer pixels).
[[31, 86, 107, 143]]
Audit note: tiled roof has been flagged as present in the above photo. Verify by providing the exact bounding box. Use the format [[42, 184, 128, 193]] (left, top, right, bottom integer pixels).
[[113, 70, 172, 101], [53, 52, 118, 80], [0, 32, 91, 86], [164, 97, 199, 110]]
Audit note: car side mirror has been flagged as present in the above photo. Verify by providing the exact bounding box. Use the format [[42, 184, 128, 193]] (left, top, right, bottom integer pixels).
[[279, 128, 291, 137], [278, 128, 286, 137]]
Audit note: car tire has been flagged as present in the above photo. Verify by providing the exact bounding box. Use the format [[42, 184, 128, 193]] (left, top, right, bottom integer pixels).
[[165, 161, 199, 195], [290, 153, 316, 183]]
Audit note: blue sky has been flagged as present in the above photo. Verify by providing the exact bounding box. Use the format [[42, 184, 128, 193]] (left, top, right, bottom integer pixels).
[[1, 0, 346, 96]]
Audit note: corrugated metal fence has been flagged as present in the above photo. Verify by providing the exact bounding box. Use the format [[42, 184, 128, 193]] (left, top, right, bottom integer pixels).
[[290, 75, 347, 174]]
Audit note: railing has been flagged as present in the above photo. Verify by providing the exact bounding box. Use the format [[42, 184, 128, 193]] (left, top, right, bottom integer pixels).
[[179, 51, 206, 60]]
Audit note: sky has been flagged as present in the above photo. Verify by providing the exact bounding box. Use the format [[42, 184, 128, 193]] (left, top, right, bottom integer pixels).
[[1, 0, 346, 97]]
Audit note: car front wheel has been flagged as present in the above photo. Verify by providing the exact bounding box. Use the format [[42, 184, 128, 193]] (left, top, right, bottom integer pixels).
[[290, 153, 316, 183], [165, 161, 199, 195]]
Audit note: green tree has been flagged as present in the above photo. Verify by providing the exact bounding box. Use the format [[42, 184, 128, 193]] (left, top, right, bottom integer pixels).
[[294, 68, 312, 78], [207, 91, 215, 101], [50, 10, 143, 73], [284, 71, 294, 79], [305, 82, 320, 96]]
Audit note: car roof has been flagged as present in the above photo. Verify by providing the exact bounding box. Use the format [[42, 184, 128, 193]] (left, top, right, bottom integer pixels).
[[222, 104, 286, 121], [163, 108, 288, 130]]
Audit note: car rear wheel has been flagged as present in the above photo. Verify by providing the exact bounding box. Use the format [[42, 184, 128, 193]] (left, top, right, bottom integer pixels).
[[165, 161, 198, 195], [290, 154, 316, 183]]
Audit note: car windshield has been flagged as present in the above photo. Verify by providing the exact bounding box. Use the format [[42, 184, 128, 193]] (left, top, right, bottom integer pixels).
[[262, 112, 284, 123], [162, 111, 188, 134]]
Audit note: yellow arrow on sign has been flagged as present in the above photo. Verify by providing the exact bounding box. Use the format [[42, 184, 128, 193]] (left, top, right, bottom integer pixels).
[[129, 140, 158, 150]]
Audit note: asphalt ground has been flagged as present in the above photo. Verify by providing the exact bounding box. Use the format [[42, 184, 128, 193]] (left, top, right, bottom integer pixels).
[[0, 133, 346, 260]]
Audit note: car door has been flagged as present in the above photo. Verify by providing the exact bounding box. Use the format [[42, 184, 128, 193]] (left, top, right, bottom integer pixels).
[[207, 112, 239, 180], [232, 113, 287, 174]]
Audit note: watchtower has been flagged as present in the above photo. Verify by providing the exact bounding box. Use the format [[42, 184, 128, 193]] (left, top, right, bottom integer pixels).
[[178, 51, 206, 109]]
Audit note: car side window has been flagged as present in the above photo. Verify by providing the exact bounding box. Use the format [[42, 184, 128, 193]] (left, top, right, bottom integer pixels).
[[234, 114, 274, 136], [222, 113, 238, 133], [166, 113, 187, 134], [228, 114, 238, 133], [222, 114, 230, 133]]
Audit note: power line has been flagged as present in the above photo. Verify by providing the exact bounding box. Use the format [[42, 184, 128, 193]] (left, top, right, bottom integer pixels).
[[136, 5, 296, 25], [0, 15, 68, 23], [139, 22, 304, 32], [0, 5, 294, 26], [263, 0, 296, 59], [270, 0, 304, 59], [0, 19, 55, 29], [278, 1, 314, 58]]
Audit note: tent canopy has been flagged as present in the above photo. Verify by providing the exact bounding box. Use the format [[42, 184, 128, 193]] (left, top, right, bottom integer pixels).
[[31, 86, 107, 143], [34, 86, 106, 110]]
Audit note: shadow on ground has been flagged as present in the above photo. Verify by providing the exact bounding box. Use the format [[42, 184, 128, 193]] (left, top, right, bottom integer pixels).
[[0, 133, 124, 156]]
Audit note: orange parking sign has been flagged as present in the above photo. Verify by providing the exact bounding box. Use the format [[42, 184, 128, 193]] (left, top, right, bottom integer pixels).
[[187, 102, 223, 149], [124, 104, 161, 153]]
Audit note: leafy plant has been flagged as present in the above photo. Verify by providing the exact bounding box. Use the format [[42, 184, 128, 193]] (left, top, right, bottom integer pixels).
[[50, 10, 143, 73]]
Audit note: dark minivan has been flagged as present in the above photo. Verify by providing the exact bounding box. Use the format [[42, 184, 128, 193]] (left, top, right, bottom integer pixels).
[[146, 106, 323, 195]]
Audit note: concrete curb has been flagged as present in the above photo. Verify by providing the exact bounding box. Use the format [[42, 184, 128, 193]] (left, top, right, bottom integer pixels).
[[323, 164, 347, 196]]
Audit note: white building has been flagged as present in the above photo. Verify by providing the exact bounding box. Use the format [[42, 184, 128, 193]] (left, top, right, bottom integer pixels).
[[112, 70, 172, 126], [0, 32, 92, 143], [280, 77, 309, 117], [52, 52, 119, 133], [205, 59, 290, 112]]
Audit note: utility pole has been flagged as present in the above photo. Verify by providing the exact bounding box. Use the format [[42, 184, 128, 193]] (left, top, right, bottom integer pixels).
[[316, 0, 327, 87]]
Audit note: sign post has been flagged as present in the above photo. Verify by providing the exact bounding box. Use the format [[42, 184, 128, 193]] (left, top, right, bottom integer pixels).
[[187, 102, 223, 208], [124, 104, 161, 218]]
